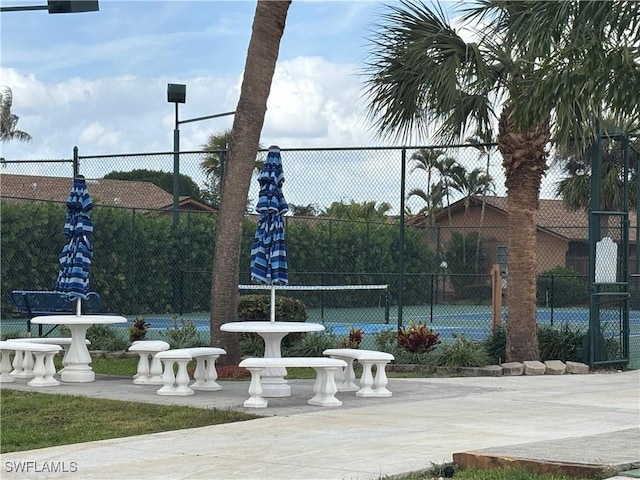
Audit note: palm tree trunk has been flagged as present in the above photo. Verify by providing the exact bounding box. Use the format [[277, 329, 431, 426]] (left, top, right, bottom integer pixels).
[[210, 0, 291, 366], [498, 104, 549, 362]]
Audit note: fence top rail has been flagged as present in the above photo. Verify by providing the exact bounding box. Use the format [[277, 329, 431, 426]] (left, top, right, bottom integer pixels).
[[74, 143, 501, 160], [238, 284, 388, 291]]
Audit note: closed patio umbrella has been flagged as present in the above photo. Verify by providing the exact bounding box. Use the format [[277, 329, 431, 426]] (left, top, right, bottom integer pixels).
[[55, 175, 94, 316], [250, 146, 288, 322]]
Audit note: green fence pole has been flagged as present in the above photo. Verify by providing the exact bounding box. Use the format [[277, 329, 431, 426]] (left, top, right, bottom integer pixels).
[[397, 148, 406, 330], [73, 146, 79, 177], [588, 123, 602, 368]]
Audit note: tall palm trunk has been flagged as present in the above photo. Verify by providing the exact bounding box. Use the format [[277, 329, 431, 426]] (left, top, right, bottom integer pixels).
[[497, 104, 550, 362], [210, 0, 291, 365]]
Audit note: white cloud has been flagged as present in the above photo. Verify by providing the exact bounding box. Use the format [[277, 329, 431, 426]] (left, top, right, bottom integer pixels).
[[264, 56, 375, 147]]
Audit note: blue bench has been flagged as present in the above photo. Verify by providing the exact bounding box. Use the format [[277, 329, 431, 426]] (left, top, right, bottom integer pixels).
[[10, 290, 104, 336]]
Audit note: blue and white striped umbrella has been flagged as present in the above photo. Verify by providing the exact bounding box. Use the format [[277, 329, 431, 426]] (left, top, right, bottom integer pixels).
[[250, 147, 288, 321], [55, 176, 94, 312]]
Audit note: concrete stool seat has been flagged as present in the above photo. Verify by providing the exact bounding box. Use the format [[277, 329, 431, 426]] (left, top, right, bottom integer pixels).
[[155, 347, 226, 396], [128, 340, 171, 385]]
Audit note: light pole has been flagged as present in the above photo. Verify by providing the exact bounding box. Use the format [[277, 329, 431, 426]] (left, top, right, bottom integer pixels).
[[166, 82, 235, 227], [167, 83, 186, 227], [1, 1, 99, 13]]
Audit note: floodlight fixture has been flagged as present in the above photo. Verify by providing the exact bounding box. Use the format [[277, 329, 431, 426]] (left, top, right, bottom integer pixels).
[[0, 1, 99, 13], [167, 84, 186, 104]]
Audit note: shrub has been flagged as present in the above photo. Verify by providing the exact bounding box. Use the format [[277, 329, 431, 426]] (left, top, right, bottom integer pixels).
[[128, 317, 150, 343], [237, 294, 308, 350], [374, 328, 397, 352], [285, 330, 341, 357], [374, 328, 435, 365], [483, 323, 586, 363], [86, 325, 129, 351], [433, 334, 492, 368], [537, 266, 588, 308], [163, 318, 207, 348], [483, 326, 506, 364], [239, 333, 265, 357], [338, 327, 363, 349], [605, 336, 622, 361], [237, 295, 306, 323], [0, 329, 23, 341], [538, 323, 585, 362], [397, 321, 440, 354]]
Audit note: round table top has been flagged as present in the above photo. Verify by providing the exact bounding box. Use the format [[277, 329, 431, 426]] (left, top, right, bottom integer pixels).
[[220, 321, 325, 334], [31, 315, 128, 325]]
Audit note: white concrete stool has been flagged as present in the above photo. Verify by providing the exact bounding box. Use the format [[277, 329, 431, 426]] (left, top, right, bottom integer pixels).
[[128, 340, 170, 385], [156, 347, 226, 396], [323, 348, 394, 397]]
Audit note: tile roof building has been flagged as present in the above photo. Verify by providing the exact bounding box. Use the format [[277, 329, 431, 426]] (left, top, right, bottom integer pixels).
[[429, 195, 636, 276], [0, 174, 216, 212]]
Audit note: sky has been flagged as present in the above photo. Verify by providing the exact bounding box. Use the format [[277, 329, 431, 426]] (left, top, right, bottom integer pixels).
[[0, 0, 562, 212]]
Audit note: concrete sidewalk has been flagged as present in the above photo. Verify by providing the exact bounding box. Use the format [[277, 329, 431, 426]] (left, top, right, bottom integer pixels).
[[1, 370, 639, 480]]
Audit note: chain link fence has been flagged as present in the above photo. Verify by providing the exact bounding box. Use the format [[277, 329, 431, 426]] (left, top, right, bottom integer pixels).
[[1, 140, 638, 367]]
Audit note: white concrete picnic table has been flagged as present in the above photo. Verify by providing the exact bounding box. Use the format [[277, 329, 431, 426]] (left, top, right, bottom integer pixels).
[[220, 321, 325, 397], [31, 314, 127, 383]]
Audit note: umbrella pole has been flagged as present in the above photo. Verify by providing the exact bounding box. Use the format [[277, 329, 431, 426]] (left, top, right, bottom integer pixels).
[[270, 286, 276, 323], [75, 298, 81, 317]]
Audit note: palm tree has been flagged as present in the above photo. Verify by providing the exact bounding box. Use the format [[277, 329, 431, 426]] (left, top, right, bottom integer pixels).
[[323, 200, 392, 221], [556, 120, 640, 213], [364, 1, 640, 361], [201, 128, 263, 207], [466, 132, 497, 274], [0, 86, 32, 144], [210, 0, 291, 365], [451, 166, 495, 265], [408, 149, 461, 226], [408, 148, 446, 223], [407, 181, 444, 220], [289, 203, 321, 216], [439, 156, 465, 225]]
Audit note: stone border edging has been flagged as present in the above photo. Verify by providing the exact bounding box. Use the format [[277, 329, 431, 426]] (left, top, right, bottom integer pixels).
[[388, 360, 590, 376]]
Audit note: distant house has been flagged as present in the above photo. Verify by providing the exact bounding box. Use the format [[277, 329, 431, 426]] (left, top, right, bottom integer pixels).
[[0, 174, 216, 213], [428, 195, 636, 277]]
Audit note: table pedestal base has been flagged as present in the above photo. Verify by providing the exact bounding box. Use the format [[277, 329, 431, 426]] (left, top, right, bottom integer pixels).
[[261, 376, 291, 397], [61, 367, 95, 383]]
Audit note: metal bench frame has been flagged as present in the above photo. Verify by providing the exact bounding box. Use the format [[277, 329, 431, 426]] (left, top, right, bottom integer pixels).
[[10, 290, 104, 336]]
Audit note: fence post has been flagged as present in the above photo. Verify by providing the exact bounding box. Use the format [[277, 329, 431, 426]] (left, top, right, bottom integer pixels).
[[397, 148, 406, 330], [73, 146, 79, 177], [491, 264, 502, 330]]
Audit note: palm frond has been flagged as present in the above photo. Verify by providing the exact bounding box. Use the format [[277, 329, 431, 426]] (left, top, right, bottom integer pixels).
[[363, 0, 501, 143]]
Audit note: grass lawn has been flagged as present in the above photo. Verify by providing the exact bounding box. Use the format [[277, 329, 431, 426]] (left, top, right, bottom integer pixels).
[[386, 469, 605, 480], [1, 389, 257, 454]]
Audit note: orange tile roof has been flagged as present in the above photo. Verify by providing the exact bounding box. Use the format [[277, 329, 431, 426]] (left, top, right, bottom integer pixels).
[[2, 174, 176, 210], [434, 195, 636, 241]]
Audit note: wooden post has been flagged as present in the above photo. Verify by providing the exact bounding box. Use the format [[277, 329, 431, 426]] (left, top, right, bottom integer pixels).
[[491, 264, 502, 330]]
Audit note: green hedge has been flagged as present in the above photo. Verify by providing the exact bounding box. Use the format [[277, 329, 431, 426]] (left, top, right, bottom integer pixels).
[[536, 266, 588, 308], [1, 201, 435, 317], [238, 294, 306, 322]]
